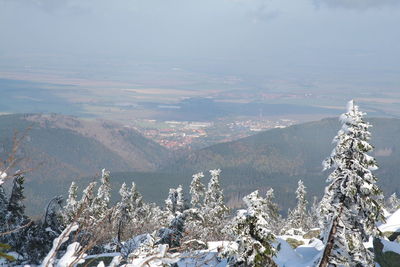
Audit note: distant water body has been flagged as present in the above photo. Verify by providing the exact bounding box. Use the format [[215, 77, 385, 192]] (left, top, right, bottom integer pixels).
[[0, 79, 84, 116]]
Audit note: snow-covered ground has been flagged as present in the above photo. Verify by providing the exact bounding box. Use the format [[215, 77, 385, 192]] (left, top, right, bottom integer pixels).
[[5, 210, 400, 267]]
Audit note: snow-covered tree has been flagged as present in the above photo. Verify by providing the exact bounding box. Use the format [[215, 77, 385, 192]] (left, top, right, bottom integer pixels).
[[165, 185, 185, 217], [201, 169, 229, 240], [387, 192, 400, 213], [223, 190, 277, 267], [22, 196, 64, 264], [264, 188, 282, 235], [44, 195, 64, 232], [0, 174, 28, 260], [91, 169, 111, 219], [114, 182, 146, 241], [156, 213, 186, 250], [62, 182, 79, 224], [63, 181, 97, 227], [204, 169, 224, 208], [129, 182, 144, 212], [285, 180, 309, 233], [317, 100, 386, 267], [189, 172, 205, 209], [6, 174, 27, 228], [308, 196, 320, 229]]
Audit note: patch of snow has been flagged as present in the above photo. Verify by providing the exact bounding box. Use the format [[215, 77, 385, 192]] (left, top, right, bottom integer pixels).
[[273, 237, 323, 267], [177, 251, 227, 266], [41, 222, 79, 267], [381, 239, 400, 254], [0, 171, 7, 185], [84, 252, 120, 259], [57, 242, 86, 267], [207, 241, 236, 252], [125, 244, 180, 267], [379, 209, 400, 233]]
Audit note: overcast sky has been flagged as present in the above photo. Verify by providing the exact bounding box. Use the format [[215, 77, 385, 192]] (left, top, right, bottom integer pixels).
[[0, 0, 399, 80]]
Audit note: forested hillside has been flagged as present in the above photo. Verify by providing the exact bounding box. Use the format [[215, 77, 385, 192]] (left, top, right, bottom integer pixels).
[[1, 101, 400, 266], [165, 117, 400, 209], [2, 113, 400, 215], [0, 114, 170, 214]]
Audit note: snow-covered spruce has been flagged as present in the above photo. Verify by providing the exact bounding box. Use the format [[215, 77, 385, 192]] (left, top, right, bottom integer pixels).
[[185, 169, 230, 242], [113, 181, 145, 241], [264, 188, 283, 235], [283, 180, 310, 234], [189, 172, 205, 209], [223, 190, 277, 267], [317, 100, 386, 267], [91, 169, 112, 220], [62, 182, 78, 225]]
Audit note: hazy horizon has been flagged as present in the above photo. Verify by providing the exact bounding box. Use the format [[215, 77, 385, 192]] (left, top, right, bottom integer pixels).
[[0, 0, 399, 119]]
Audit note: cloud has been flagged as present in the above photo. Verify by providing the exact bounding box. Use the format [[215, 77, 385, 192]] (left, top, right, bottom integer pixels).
[[314, 0, 400, 10], [248, 5, 279, 23], [0, 0, 91, 14]]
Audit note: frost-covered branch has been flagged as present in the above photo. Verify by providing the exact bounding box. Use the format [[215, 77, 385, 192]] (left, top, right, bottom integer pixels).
[[41, 222, 79, 267]]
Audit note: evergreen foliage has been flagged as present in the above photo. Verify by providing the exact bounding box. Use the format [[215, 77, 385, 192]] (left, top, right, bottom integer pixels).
[[318, 100, 386, 267], [114, 181, 146, 242], [165, 185, 185, 217], [285, 180, 310, 233], [62, 181, 78, 225], [308, 196, 320, 229], [200, 169, 229, 240], [224, 190, 277, 267], [92, 169, 112, 220], [6, 174, 27, 228], [264, 188, 283, 235], [189, 172, 205, 209], [1, 101, 399, 266]]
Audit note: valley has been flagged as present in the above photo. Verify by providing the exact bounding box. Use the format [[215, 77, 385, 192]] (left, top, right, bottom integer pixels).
[[2, 113, 400, 216]]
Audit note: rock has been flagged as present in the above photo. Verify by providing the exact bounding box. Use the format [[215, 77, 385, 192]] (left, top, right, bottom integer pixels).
[[284, 238, 304, 249], [303, 228, 320, 239]]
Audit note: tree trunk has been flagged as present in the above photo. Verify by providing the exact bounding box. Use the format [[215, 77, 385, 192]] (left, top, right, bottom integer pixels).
[[318, 206, 343, 267]]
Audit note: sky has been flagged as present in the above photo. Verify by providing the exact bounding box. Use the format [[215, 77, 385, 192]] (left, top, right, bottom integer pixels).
[[0, 0, 399, 82]]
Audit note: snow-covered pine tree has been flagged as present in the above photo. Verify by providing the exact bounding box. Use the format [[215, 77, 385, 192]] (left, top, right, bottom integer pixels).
[[224, 190, 277, 267], [189, 172, 205, 209], [129, 182, 144, 214], [285, 180, 309, 233], [183, 172, 207, 241], [115, 182, 145, 241], [201, 169, 229, 240], [204, 169, 224, 208], [72, 181, 97, 227], [317, 100, 385, 267], [43, 195, 64, 233], [155, 185, 187, 250], [165, 185, 185, 217], [387, 192, 400, 213], [115, 182, 130, 242], [308, 196, 320, 229], [62, 181, 79, 224], [6, 174, 27, 228], [91, 169, 111, 220], [0, 174, 29, 260], [22, 196, 65, 264], [264, 188, 282, 235]]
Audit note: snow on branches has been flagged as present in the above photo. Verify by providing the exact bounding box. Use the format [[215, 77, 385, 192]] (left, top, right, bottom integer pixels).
[[318, 100, 386, 267]]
